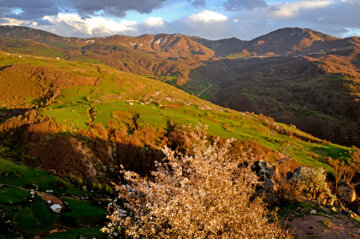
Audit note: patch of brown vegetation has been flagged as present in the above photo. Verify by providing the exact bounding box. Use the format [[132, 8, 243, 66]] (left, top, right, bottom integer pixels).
[[0, 64, 96, 108], [27, 135, 100, 179]]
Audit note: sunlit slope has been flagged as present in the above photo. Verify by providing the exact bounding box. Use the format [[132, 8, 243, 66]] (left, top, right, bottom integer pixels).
[[1, 54, 354, 169], [0, 54, 351, 169]]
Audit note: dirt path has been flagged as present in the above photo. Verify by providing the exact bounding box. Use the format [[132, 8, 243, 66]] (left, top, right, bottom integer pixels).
[[197, 84, 213, 97], [282, 143, 293, 159], [36, 191, 65, 207], [4, 184, 66, 207], [289, 214, 360, 238]]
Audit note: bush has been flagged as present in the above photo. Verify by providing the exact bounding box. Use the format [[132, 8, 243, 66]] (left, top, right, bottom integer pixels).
[[274, 159, 303, 202], [102, 131, 283, 238], [298, 167, 333, 199]]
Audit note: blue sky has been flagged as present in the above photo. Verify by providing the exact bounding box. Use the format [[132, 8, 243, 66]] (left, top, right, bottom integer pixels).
[[0, 0, 359, 39], [122, 0, 299, 23]]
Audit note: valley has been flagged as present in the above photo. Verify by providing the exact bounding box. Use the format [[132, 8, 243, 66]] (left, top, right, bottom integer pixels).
[[0, 25, 360, 238]]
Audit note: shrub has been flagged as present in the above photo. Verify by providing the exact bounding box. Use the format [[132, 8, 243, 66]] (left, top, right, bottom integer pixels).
[[298, 167, 333, 199], [327, 157, 356, 190], [274, 159, 303, 202], [102, 132, 283, 238]]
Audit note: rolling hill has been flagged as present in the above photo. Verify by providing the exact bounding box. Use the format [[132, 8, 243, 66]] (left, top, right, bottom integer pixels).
[[182, 29, 360, 147], [0, 25, 216, 84], [1, 26, 360, 237]]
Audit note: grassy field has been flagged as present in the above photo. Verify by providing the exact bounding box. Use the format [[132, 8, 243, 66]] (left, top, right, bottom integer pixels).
[[0, 52, 354, 167], [10, 54, 349, 169], [0, 156, 107, 238], [0, 156, 83, 196]]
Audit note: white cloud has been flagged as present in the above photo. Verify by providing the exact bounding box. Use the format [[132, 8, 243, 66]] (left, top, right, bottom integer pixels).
[[143, 17, 164, 27], [0, 0, 359, 40], [0, 18, 37, 26], [341, 0, 358, 3], [186, 10, 228, 23], [269, 0, 333, 19], [43, 13, 137, 36]]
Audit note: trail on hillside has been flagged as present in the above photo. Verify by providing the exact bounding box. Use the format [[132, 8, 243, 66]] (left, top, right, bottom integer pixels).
[[197, 84, 213, 97], [87, 66, 104, 124], [282, 143, 293, 159], [278, 142, 293, 163]]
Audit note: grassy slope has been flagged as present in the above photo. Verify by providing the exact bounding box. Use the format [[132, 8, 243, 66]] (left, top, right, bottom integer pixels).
[[183, 54, 360, 147], [0, 49, 356, 238], [0, 155, 107, 238], [0, 53, 350, 170]]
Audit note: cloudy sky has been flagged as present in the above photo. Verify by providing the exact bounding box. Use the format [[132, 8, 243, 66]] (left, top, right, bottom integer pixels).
[[0, 0, 359, 40]]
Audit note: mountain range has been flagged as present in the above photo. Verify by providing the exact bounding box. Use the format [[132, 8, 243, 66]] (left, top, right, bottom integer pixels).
[[4, 25, 356, 146], [0, 25, 360, 238]]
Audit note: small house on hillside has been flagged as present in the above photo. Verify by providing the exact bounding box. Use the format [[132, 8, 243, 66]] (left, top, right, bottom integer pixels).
[[50, 204, 62, 213]]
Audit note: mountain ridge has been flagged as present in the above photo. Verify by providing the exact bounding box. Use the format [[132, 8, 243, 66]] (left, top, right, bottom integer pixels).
[[1, 25, 360, 146], [1, 25, 358, 57]]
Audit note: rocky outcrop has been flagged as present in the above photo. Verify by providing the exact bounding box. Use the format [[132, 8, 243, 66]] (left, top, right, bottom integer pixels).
[[337, 180, 357, 205], [286, 166, 302, 181], [251, 160, 278, 194]]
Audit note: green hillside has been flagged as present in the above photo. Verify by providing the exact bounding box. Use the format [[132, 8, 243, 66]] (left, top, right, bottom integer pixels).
[[0, 53, 353, 168], [0, 154, 107, 238], [0, 52, 357, 238]]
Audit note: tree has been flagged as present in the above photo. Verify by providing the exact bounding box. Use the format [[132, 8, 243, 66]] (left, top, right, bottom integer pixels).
[[298, 167, 333, 199], [102, 130, 282, 238]]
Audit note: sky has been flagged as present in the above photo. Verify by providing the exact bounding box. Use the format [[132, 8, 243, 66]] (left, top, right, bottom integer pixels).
[[0, 0, 359, 40]]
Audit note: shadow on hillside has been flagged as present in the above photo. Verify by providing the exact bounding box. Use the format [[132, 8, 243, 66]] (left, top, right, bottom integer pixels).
[[187, 57, 360, 147], [0, 118, 164, 184], [0, 108, 31, 123], [0, 65, 13, 71]]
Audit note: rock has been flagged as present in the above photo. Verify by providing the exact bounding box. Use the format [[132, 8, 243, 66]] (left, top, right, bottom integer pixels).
[[310, 209, 317, 215], [251, 160, 276, 181], [287, 167, 303, 181], [264, 178, 277, 193], [286, 171, 293, 180], [337, 181, 357, 205], [251, 161, 279, 194]]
